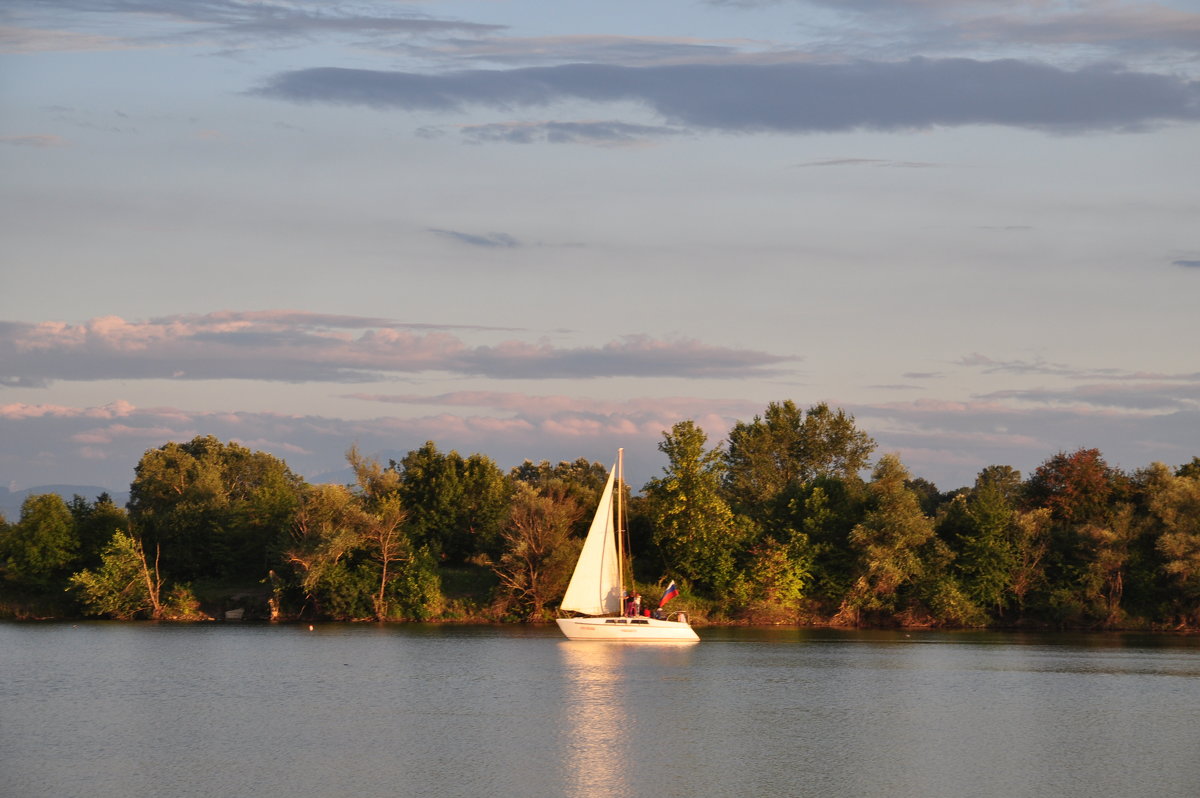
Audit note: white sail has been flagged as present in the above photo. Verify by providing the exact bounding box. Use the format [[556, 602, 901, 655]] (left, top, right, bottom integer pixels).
[[559, 463, 622, 616]]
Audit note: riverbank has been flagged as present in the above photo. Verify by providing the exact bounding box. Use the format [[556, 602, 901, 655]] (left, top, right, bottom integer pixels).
[[4, 564, 1195, 632]]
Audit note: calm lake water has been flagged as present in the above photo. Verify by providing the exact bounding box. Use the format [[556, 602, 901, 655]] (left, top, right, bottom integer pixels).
[[2, 623, 1198, 798]]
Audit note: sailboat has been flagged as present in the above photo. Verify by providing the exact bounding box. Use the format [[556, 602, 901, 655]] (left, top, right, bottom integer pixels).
[[555, 449, 699, 642]]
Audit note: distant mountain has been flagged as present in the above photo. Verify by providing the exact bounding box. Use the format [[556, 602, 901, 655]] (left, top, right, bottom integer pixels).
[[0, 485, 131, 522]]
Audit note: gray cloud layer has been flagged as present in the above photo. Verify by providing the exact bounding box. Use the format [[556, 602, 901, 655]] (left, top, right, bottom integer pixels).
[[255, 59, 1200, 133], [0, 313, 794, 385], [456, 120, 686, 146], [428, 228, 520, 248]]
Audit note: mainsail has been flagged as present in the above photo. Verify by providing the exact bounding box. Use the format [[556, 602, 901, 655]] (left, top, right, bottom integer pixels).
[[558, 462, 622, 616]]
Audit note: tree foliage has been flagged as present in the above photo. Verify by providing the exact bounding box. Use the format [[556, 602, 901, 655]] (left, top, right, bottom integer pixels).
[[643, 421, 741, 592], [68, 530, 201, 620], [128, 436, 302, 581], [392, 442, 511, 563], [511, 458, 610, 537], [491, 482, 582, 620], [2, 494, 79, 588], [840, 454, 936, 618], [1142, 463, 1200, 625], [68, 493, 128, 570], [724, 400, 875, 529], [285, 453, 441, 621], [69, 531, 160, 620], [1, 489, 79, 588], [5, 414, 1200, 630]]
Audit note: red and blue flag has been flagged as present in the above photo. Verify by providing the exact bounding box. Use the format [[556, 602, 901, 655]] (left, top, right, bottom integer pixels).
[[659, 580, 680, 608]]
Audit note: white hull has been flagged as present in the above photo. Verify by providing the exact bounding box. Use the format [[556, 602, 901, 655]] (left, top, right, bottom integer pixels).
[[557, 616, 699, 642]]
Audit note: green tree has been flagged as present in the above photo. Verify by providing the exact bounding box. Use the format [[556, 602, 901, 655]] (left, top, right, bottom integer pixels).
[[941, 470, 1023, 617], [1142, 463, 1200, 625], [68, 493, 129, 570], [1, 494, 79, 588], [69, 530, 162, 619], [492, 482, 582, 620], [285, 483, 367, 617], [68, 531, 201, 620], [643, 421, 742, 593], [361, 495, 414, 621], [724, 400, 807, 524], [977, 465, 1024, 504], [347, 444, 401, 506], [458, 453, 513, 559], [724, 400, 875, 530], [790, 476, 867, 610], [511, 457, 610, 536], [1008, 508, 1051, 613], [794, 402, 877, 481], [285, 452, 441, 621], [1026, 449, 1133, 625], [730, 536, 812, 622], [840, 454, 936, 621], [394, 442, 511, 563], [1176, 457, 1200, 480], [1076, 505, 1139, 626], [907, 477, 949, 517], [129, 436, 302, 581]]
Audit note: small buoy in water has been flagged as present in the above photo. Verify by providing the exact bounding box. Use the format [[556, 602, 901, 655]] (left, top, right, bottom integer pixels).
[[308, 624, 314, 631]]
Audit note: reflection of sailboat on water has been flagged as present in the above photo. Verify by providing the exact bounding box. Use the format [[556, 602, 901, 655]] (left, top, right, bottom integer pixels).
[[555, 449, 699, 642], [558, 643, 632, 798]]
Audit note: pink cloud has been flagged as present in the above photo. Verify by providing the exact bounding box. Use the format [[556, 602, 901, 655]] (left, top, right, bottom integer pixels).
[[235, 439, 313, 456], [343, 391, 762, 419], [70, 424, 184, 445], [0, 400, 136, 420], [0, 134, 67, 147], [2, 312, 792, 384], [4, 390, 1198, 494]]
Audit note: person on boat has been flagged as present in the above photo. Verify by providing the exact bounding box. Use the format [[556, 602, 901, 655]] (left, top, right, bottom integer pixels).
[[625, 591, 641, 616]]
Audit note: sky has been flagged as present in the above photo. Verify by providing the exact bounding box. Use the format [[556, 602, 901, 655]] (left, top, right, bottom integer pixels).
[[2, 0, 1198, 497]]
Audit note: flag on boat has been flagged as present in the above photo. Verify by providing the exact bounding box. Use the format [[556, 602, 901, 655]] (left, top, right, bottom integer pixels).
[[659, 580, 680, 608]]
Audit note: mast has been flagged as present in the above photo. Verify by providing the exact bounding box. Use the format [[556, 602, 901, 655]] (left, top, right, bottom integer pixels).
[[616, 447, 625, 596]]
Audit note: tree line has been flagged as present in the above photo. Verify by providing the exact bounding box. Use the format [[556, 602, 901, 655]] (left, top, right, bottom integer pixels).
[[1, 400, 1198, 629]]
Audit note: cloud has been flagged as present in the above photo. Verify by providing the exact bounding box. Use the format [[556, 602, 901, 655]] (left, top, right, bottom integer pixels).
[[150, 309, 521, 332], [0, 134, 67, 147], [954, 353, 1119, 378], [953, 5, 1200, 58], [0, 313, 795, 385], [854, 397, 1200, 488], [795, 157, 942, 167], [342, 391, 761, 419], [254, 59, 1200, 134], [955, 353, 1200, 386], [1173, 259, 1200, 269], [417, 34, 747, 67], [788, 0, 1200, 64], [428, 228, 521, 248], [5, 388, 1199, 496], [12, 0, 1199, 70], [456, 120, 686, 146], [0, 25, 129, 54], [7, 1, 504, 50], [0, 395, 755, 492]]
